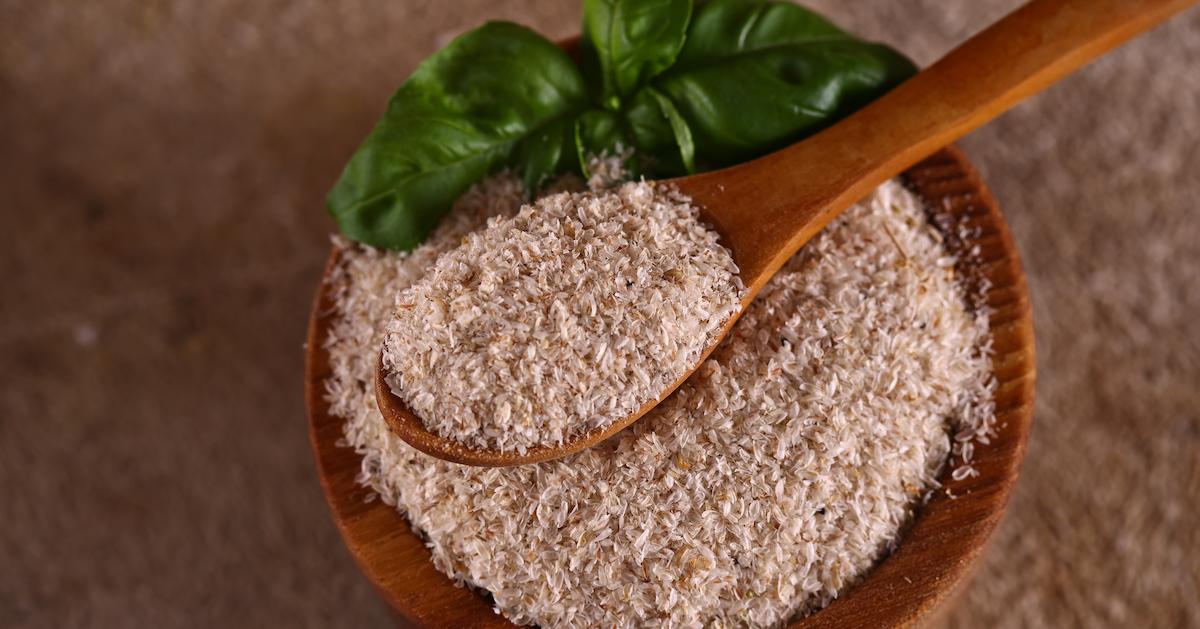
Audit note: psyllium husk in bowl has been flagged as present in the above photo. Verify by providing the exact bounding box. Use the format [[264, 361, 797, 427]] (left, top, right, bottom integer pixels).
[[321, 157, 995, 627]]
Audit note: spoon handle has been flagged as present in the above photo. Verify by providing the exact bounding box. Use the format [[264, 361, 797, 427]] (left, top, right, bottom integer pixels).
[[685, 0, 1195, 295]]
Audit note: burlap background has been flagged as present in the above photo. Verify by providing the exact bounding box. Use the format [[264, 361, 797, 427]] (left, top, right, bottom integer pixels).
[[3, 1, 1197, 627]]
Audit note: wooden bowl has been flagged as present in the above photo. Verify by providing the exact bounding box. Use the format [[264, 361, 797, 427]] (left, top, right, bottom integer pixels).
[[304, 144, 1035, 628], [304, 36, 1035, 629]]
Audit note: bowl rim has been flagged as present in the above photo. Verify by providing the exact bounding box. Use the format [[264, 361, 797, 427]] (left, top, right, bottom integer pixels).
[[304, 38, 1035, 629]]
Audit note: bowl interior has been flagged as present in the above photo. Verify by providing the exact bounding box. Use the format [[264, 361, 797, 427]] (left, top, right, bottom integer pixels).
[[303, 145, 1035, 628]]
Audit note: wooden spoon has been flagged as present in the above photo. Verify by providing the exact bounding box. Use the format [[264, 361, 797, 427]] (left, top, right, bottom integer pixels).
[[377, 0, 1195, 466]]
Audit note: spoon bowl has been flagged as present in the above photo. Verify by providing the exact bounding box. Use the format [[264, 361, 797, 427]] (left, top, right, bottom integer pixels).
[[376, 0, 1192, 466], [373, 302, 744, 466]]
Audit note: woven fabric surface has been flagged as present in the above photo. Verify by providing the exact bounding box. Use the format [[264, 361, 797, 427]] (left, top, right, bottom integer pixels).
[[2, 1, 1197, 627]]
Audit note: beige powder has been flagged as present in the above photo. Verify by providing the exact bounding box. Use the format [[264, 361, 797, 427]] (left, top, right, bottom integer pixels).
[[382, 181, 744, 454], [323, 170, 994, 627]]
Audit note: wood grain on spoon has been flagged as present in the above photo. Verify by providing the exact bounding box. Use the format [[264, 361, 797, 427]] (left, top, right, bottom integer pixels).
[[378, 0, 1195, 466]]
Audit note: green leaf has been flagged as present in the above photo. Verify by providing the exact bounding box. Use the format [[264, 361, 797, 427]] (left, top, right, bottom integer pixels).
[[581, 0, 693, 107], [326, 22, 587, 250], [674, 0, 847, 67], [327, 1, 918, 250], [573, 108, 631, 178], [623, 88, 687, 177], [621, 86, 696, 176], [647, 87, 695, 174], [653, 0, 916, 167], [515, 117, 576, 194]]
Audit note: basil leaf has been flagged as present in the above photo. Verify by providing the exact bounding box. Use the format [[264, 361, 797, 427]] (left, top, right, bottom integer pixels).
[[515, 117, 576, 194], [574, 108, 631, 178], [327, 1, 917, 250], [674, 0, 847, 67], [326, 22, 587, 250], [621, 86, 696, 176], [623, 88, 687, 177], [653, 0, 916, 167], [581, 0, 693, 108], [647, 87, 696, 174]]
